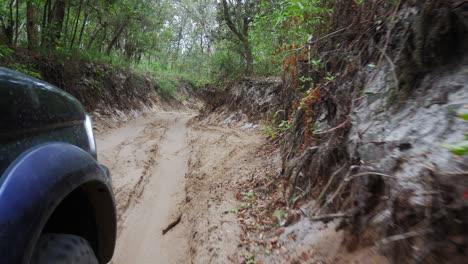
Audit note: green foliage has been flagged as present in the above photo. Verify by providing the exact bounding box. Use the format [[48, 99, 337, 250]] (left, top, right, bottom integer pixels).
[[245, 254, 256, 264], [250, 0, 331, 74], [359, 90, 377, 95], [442, 115, 468, 155], [459, 113, 468, 121], [263, 109, 293, 139], [0, 45, 13, 57], [274, 209, 282, 220], [208, 40, 245, 78], [324, 72, 335, 81], [154, 74, 179, 100], [1, 0, 331, 90], [443, 140, 468, 156], [8, 63, 43, 79]]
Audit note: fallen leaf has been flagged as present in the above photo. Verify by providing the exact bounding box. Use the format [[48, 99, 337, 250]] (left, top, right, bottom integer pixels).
[[275, 227, 285, 235]]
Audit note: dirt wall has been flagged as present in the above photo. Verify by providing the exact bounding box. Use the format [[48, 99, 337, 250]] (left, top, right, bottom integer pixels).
[[203, 1, 468, 262]]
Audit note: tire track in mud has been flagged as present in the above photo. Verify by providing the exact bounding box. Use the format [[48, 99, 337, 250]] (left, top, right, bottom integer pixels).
[[96, 112, 193, 264], [98, 118, 169, 226], [96, 111, 265, 263]]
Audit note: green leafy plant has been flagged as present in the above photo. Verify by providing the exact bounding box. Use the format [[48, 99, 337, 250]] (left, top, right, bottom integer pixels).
[[359, 90, 376, 95], [458, 113, 468, 121], [0, 45, 13, 58], [299, 76, 313, 82], [443, 141, 468, 155], [263, 110, 293, 139], [245, 254, 256, 264], [274, 209, 283, 220], [311, 59, 323, 69], [324, 72, 335, 81], [442, 114, 468, 155], [8, 63, 43, 79]]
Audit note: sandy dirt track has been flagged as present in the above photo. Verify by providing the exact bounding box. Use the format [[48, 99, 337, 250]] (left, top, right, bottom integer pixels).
[[96, 112, 193, 263], [95, 111, 264, 263]]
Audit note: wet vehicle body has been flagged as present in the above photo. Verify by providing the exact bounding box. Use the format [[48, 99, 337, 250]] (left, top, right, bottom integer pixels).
[[0, 67, 116, 264]]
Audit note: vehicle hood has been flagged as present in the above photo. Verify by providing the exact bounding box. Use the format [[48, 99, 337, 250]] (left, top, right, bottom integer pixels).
[[0, 67, 86, 140]]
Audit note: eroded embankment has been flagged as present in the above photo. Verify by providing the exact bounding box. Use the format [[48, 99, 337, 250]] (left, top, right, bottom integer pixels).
[[199, 1, 468, 263]]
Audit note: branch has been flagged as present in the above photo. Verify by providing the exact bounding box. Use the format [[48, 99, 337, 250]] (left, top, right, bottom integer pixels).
[[313, 119, 350, 135], [377, 229, 432, 246], [162, 214, 182, 235], [344, 172, 397, 182], [309, 212, 349, 222], [221, 0, 246, 43]]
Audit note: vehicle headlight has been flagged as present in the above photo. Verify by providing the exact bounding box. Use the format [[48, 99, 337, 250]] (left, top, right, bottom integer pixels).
[[84, 115, 97, 158]]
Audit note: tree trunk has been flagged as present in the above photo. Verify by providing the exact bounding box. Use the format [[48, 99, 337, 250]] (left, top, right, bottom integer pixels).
[[40, 0, 51, 46], [86, 25, 102, 50], [69, 0, 84, 50], [2, 0, 15, 45], [77, 12, 89, 49], [245, 42, 253, 74], [26, 0, 37, 50], [106, 18, 129, 55], [99, 25, 107, 52], [14, 0, 19, 45], [221, 0, 254, 75], [48, 0, 66, 48], [63, 0, 72, 39]]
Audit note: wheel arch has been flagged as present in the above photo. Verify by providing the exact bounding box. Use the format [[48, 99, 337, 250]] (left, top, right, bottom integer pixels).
[[41, 180, 116, 263], [0, 143, 116, 264]]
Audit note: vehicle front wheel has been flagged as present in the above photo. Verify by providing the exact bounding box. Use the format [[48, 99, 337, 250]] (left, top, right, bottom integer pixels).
[[31, 233, 98, 264]]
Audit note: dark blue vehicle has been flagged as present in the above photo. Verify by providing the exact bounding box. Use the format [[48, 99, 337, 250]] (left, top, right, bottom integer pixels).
[[0, 67, 116, 264]]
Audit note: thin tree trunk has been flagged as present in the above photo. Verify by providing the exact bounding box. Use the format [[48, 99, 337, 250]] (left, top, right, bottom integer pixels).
[[14, 0, 19, 45], [77, 12, 89, 49], [4, 0, 15, 45], [40, 0, 51, 47], [86, 24, 102, 50], [26, 0, 37, 50], [245, 42, 253, 74], [106, 17, 129, 55], [69, 0, 84, 50], [63, 0, 72, 40], [99, 25, 107, 52]]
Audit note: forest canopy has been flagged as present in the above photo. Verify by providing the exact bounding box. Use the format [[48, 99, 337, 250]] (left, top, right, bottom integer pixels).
[[0, 0, 329, 80]]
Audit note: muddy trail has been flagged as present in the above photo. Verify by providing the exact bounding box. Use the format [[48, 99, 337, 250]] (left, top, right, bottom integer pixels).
[[95, 111, 264, 263]]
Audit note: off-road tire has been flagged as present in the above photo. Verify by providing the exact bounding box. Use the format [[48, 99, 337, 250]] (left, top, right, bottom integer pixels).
[[31, 233, 98, 264]]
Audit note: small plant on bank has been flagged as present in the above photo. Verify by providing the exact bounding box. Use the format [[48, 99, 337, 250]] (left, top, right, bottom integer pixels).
[[262, 110, 293, 139], [442, 113, 468, 155], [0, 45, 13, 57]]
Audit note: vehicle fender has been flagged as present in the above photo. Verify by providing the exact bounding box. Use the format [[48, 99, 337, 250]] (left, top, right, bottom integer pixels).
[[0, 142, 116, 264]]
